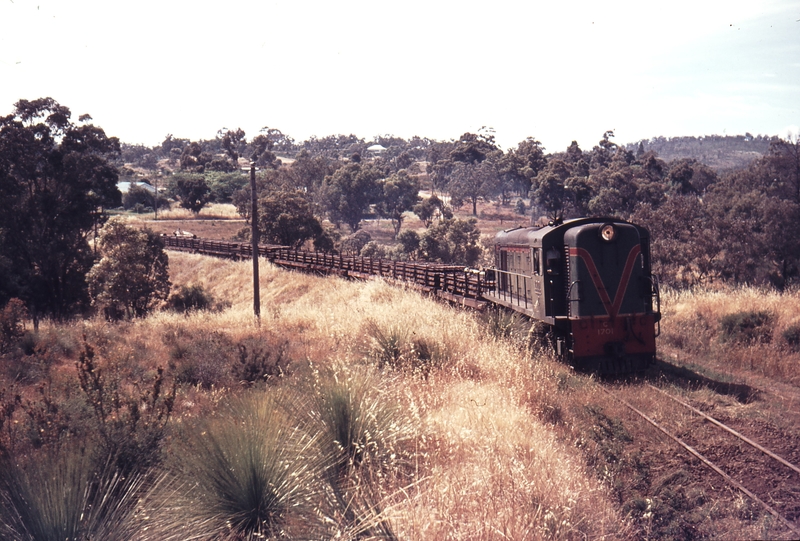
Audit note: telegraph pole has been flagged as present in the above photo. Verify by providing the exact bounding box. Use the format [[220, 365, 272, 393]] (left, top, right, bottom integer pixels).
[[153, 173, 159, 221], [250, 159, 261, 324]]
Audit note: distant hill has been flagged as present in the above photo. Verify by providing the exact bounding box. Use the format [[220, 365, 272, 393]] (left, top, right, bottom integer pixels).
[[625, 134, 775, 172]]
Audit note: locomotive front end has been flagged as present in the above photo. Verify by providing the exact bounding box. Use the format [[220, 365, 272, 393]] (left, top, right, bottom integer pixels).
[[564, 221, 660, 373]]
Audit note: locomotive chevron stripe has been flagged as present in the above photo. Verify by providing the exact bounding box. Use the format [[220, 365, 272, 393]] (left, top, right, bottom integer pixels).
[[569, 244, 642, 319]]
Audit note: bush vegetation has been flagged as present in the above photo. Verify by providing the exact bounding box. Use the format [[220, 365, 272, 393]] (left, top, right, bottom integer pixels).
[[719, 310, 773, 344], [166, 284, 215, 313]]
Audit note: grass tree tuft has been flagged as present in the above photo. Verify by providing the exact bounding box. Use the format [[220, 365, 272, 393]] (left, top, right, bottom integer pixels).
[[166, 391, 326, 540]]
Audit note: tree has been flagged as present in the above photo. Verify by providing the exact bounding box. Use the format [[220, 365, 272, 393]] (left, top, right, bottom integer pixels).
[[180, 141, 213, 172], [413, 194, 451, 228], [531, 159, 571, 220], [257, 190, 323, 248], [123, 183, 168, 212], [87, 220, 170, 319], [176, 176, 211, 214], [704, 171, 800, 287], [448, 160, 498, 216], [630, 195, 719, 288], [396, 230, 420, 258], [0, 98, 121, 323], [666, 161, 697, 195], [218, 127, 247, 166], [498, 138, 547, 199], [318, 162, 385, 230], [419, 218, 482, 266], [766, 136, 800, 203], [288, 149, 340, 193], [589, 130, 618, 170], [206, 171, 249, 204], [376, 170, 420, 238], [160, 134, 189, 159]]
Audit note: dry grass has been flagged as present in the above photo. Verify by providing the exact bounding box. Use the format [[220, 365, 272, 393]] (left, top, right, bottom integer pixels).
[[151, 251, 624, 538], [392, 379, 622, 539], [12, 251, 800, 537], [150, 203, 241, 220], [660, 286, 800, 384], [2, 251, 624, 538]]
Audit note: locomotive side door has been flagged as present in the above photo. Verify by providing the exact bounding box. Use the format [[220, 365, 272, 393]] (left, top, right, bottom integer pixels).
[[499, 249, 509, 293]]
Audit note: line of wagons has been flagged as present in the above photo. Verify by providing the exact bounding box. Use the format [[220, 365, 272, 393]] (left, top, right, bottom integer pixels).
[[163, 217, 661, 374]]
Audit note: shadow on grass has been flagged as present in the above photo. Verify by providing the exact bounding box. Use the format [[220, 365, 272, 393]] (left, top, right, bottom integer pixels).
[[641, 357, 761, 403]]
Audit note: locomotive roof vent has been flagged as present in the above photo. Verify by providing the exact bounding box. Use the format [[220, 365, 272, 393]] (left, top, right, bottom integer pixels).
[[599, 223, 617, 242]]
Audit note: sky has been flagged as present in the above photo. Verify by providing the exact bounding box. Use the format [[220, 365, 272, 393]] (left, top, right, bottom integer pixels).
[[1, 0, 798, 153]]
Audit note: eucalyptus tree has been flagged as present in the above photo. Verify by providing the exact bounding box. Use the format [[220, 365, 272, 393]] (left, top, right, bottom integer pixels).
[[0, 98, 121, 322]]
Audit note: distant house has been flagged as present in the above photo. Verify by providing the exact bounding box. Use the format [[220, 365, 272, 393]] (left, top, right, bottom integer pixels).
[[367, 144, 387, 154], [117, 181, 156, 195]]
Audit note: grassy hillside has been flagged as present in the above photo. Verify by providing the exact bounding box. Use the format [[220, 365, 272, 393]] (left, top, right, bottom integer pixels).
[[0, 252, 621, 539], [4, 251, 800, 538]]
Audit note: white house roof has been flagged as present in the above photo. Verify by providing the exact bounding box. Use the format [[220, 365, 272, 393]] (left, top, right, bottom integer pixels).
[[367, 144, 387, 152], [117, 181, 156, 194]]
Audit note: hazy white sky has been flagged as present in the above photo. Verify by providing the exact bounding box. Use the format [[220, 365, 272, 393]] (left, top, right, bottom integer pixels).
[[2, 0, 798, 152]]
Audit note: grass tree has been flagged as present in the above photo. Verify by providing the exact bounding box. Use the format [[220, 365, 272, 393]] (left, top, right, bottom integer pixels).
[[0, 449, 155, 541], [308, 367, 415, 538], [164, 391, 327, 540]]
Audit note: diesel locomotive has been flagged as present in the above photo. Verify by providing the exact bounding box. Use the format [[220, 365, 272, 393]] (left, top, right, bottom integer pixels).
[[483, 217, 661, 374]]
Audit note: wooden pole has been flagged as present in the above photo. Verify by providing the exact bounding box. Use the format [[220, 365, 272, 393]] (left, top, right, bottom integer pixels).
[[250, 160, 261, 324], [153, 174, 158, 221]]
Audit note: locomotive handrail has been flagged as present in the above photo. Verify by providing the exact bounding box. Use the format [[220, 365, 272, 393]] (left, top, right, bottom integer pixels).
[[486, 268, 531, 310], [650, 275, 661, 336], [567, 280, 581, 317]]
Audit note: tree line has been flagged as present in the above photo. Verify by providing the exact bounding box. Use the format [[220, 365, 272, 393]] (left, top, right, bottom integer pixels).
[[2, 96, 799, 326]]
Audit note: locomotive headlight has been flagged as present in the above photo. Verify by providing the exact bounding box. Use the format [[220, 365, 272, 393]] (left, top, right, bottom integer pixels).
[[600, 224, 616, 242]]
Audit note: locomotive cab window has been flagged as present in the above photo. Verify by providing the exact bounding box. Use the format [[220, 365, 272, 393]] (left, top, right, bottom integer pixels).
[[533, 248, 541, 276], [546, 247, 560, 275]]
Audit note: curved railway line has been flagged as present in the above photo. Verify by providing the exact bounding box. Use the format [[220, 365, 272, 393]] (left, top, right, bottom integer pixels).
[[604, 382, 800, 538], [162, 234, 490, 309]]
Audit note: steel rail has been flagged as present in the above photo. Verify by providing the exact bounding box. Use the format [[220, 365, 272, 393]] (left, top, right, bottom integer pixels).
[[647, 383, 800, 477], [601, 387, 800, 538]]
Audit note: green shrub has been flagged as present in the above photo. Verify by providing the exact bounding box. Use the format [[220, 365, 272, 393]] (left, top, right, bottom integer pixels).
[[483, 307, 531, 347], [409, 336, 446, 376], [122, 184, 167, 211], [340, 230, 371, 255], [719, 310, 773, 344], [167, 331, 236, 389], [360, 241, 388, 259], [397, 229, 420, 256], [234, 338, 290, 384], [364, 320, 446, 375], [0, 298, 28, 354], [365, 320, 407, 369], [166, 284, 215, 313], [308, 368, 411, 537], [88, 221, 170, 320], [783, 324, 800, 351]]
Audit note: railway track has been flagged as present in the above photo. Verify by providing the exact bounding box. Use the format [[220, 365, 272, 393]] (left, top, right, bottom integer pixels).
[[603, 383, 800, 538]]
